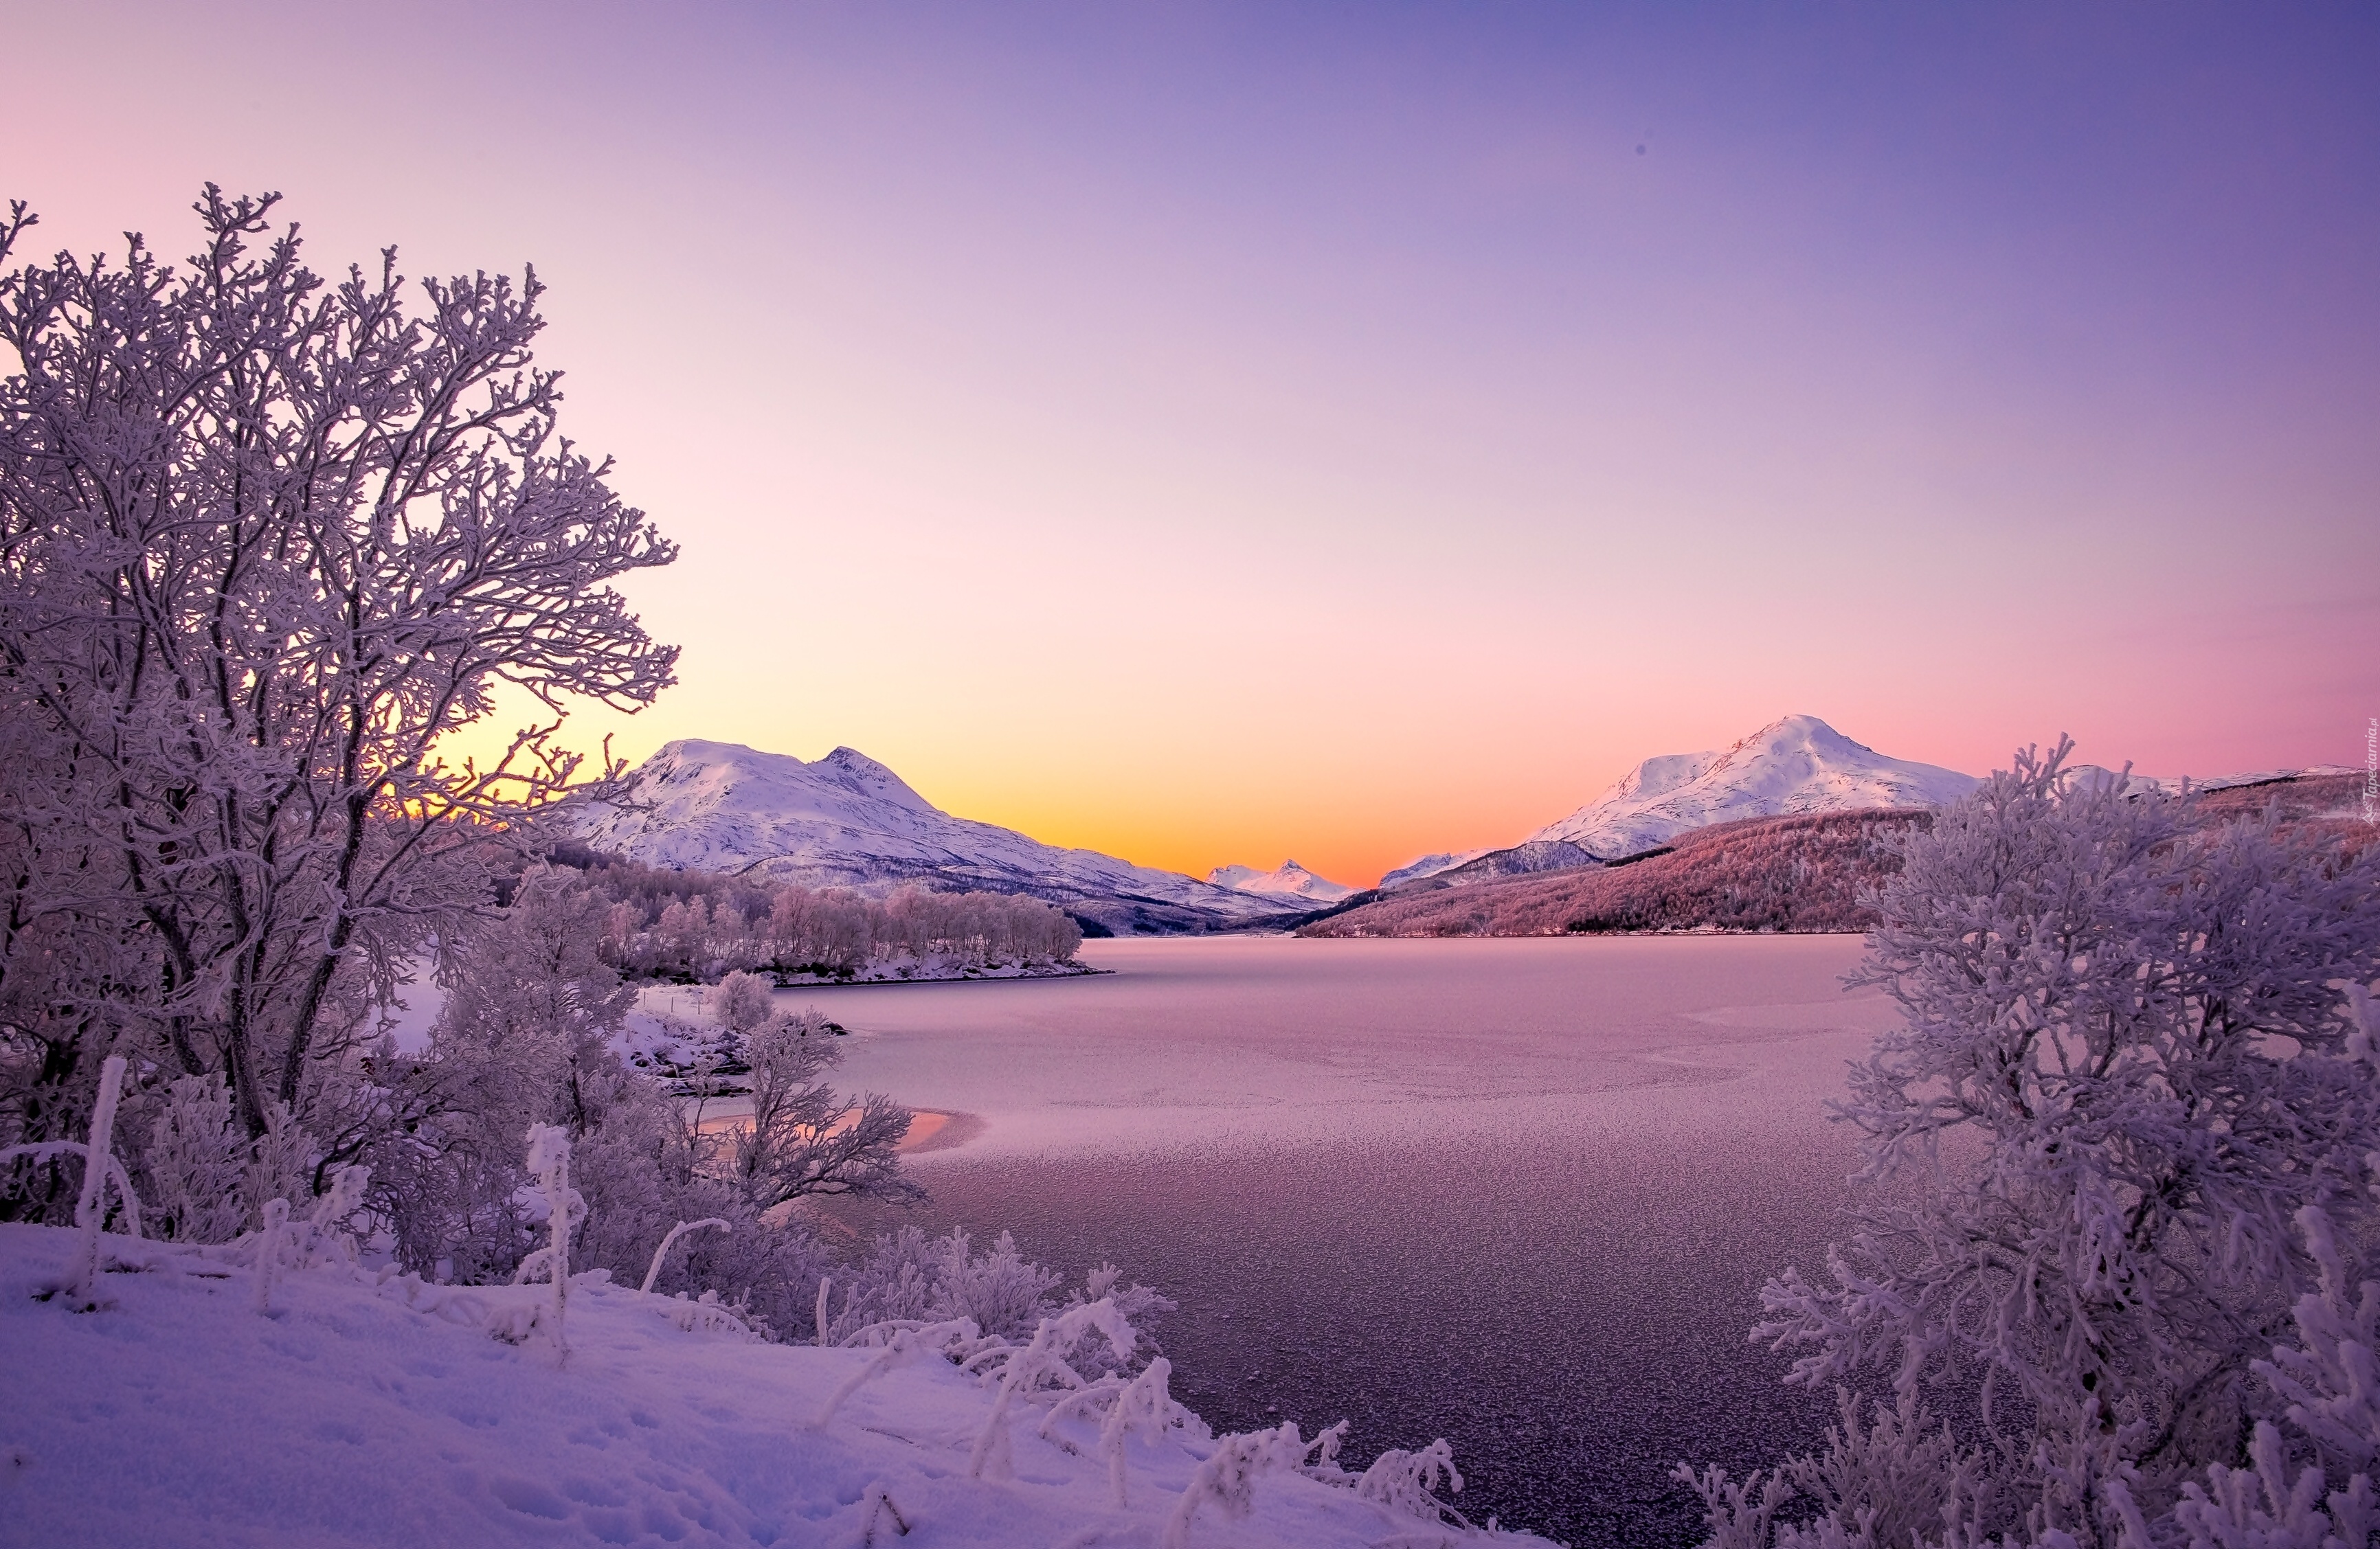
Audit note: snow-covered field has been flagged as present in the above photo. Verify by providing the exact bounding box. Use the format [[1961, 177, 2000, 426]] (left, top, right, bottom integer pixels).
[[0, 1221, 1544, 1549]]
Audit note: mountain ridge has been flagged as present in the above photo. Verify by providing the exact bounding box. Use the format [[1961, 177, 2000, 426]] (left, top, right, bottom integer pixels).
[[574, 740, 1286, 933], [1205, 859, 1357, 904], [1525, 714, 1982, 862]]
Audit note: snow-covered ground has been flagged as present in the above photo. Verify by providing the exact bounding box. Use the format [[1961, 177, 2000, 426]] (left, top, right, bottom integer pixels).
[[1, 1222, 1540, 1549]]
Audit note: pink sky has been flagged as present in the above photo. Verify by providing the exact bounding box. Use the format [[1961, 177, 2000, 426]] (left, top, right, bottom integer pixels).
[[6, 3, 2374, 886]]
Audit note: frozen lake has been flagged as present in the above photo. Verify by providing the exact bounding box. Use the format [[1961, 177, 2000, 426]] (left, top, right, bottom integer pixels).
[[799, 934, 1898, 1547]]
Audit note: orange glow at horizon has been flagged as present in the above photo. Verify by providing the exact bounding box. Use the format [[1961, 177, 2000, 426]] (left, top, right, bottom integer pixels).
[[12, 3, 2376, 892]]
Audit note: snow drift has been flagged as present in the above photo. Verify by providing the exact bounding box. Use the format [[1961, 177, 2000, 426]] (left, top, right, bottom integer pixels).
[[0, 1221, 1541, 1549]]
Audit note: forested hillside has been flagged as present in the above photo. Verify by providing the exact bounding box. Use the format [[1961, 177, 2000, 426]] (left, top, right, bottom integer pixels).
[[1301, 773, 2371, 940], [1303, 809, 1928, 938]]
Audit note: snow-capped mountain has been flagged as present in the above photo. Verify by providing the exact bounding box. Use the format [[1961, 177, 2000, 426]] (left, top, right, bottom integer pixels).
[[1526, 714, 1980, 860], [576, 740, 1283, 927], [1205, 859, 1356, 905], [1378, 849, 1492, 888]]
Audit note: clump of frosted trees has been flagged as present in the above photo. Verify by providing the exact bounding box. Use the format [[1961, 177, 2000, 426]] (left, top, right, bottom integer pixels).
[[1683, 740, 2380, 1549], [0, 191, 913, 1339], [574, 862, 1086, 981]]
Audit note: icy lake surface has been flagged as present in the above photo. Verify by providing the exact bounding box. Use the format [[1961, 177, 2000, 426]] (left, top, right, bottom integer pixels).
[[803, 934, 1900, 1548]]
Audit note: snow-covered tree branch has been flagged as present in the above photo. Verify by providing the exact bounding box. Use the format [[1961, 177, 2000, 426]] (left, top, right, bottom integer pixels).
[[0, 188, 677, 1176], [1692, 739, 2380, 1548]]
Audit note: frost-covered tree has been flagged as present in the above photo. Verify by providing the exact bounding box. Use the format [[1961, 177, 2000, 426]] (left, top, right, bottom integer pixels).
[[712, 1009, 920, 1211], [0, 188, 677, 1180], [1696, 740, 2380, 1548]]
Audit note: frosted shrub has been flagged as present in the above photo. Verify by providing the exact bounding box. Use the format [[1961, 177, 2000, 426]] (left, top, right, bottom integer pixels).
[[715, 1010, 918, 1211], [640, 1218, 731, 1295], [134, 1075, 251, 1244], [251, 1199, 290, 1315], [825, 1227, 1055, 1343], [2262, 1208, 2380, 1472], [2170, 1420, 2376, 1549], [1674, 1391, 1982, 1549], [968, 1299, 1137, 1480], [1689, 740, 2380, 1548], [1159, 1422, 1345, 1549], [708, 971, 775, 1035], [820, 1228, 1173, 1357], [1357, 1438, 1467, 1524], [1037, 1355, 1197, 1506], [816, 1318, 985, 1429]]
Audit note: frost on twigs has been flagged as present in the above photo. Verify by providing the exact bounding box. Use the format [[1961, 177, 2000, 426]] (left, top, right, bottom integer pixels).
[[251, 1199, 290, 1315], [857, 1480, 910, 1545], [0, 188, 677, 1166], [969, 1299, 1137, 1480], [1357, 1438, 1469, 1527], [816, 1318, 983, 1429], [519, 1125, 578, 1359], [54, 1056, 132, 1309], [1158, 1422, 1355, 1549], [639, 1217, 730, 1296], [1037, 1355, 1197, 1506], [1689, 734, 2380, 1547]]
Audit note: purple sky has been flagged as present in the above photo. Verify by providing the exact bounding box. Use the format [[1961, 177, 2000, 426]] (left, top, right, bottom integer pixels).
[[8, 3, 2375, 883]]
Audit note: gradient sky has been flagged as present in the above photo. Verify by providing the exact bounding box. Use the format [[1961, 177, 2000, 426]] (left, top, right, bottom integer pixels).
[[7, 3, 2376, 885]]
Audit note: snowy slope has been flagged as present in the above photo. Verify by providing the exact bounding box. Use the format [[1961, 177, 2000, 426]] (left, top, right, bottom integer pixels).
[[1378, 850, 1492, 889], [2069, 763, 2362, 797], [2, 1223, 1536, 1549], [1204, 859, 1356, 905], [577, 740, 1280, 921], [1527, 714, 1980, 861]]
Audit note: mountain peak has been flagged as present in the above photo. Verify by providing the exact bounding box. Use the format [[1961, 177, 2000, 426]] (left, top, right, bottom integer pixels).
[[1527, 717, 1977, 859], [1206, 859, 1356, 905], [812, 745, 935, 811], [578, 739, 1284, 923]]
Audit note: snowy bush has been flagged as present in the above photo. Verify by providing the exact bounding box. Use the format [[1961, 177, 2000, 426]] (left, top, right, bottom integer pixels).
[[1037, 1355, 1198, 1506], [708, 971, 776, 1035], [133, 1076, 253, 1245], [820, 1227, 1173, 1358], [968, 1299, 1138, 1479], [1687, 740, 2380, 1548], [1158, 1421, 1356, 1549], [1357, 1438, 1468, 1525]]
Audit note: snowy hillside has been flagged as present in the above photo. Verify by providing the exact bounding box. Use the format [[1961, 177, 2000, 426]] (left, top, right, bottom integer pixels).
[[1378, 850, 1491, 888], [2, 1223, 1535, 1549], [1204, 859, 1356, 905], [576, 741, 1281, 928], [1526, 714, 1980, 861]]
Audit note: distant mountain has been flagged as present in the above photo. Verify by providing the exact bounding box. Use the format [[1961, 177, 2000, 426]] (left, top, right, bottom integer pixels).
[[1378, 850, 1491, 888], [1205, 859, 1356, 904], [576, 740, 1284, 933], [1309, 807, 1931, 939], [1526, 714, 1980, 861], [1310, 770, 2372, 940]]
